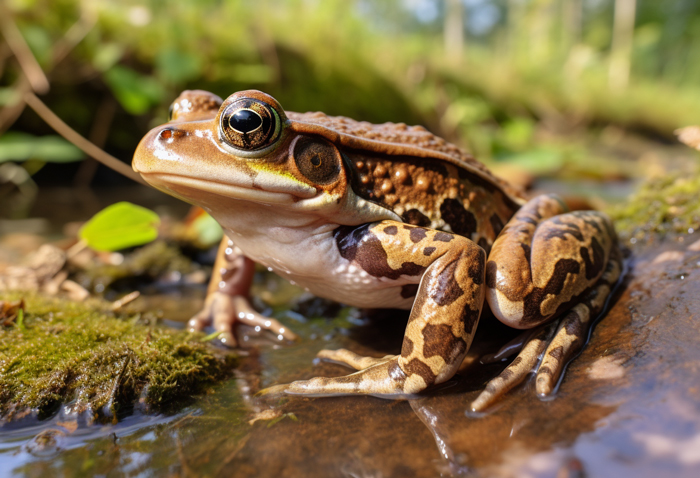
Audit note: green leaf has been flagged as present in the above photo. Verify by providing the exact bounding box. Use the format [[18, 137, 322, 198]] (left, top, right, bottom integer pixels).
[[104, 66, 163, 115], [0, 133, 84, 163], [79, 202, 160, 252]]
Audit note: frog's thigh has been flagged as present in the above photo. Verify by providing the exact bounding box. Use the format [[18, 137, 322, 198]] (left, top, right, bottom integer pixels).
[[472, 245, 622, 411], [485, 194, 616, 329], [286, 222, 486, 396]]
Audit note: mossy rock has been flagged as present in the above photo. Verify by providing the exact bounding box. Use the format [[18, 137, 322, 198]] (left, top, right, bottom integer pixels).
[[0, 292, 236, 423], [607, 172, 700, 244]]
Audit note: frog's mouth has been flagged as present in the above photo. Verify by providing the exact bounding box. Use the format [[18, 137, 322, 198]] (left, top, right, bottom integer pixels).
[[140, 172, 315, 205]]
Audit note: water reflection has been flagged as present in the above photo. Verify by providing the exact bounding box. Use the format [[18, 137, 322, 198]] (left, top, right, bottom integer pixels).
[[5, 239, 700, 476]]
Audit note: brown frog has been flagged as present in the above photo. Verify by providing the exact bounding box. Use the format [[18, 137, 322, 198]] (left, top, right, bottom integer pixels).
[[132, 90, 621, 411]]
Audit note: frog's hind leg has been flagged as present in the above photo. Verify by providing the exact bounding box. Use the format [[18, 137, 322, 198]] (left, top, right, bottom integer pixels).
[[471, 246, 622, 411], [535, 246, 622, 395], [316, 349, 394, 371], [283, 222, 486, 397]]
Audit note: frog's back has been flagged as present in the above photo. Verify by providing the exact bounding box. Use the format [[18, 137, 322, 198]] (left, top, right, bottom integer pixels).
[[288, 111, 524, 252]]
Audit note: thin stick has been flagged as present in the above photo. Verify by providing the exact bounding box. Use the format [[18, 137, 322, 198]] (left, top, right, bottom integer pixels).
[[0, 10, 50, 94], [23, 92, 147, 185]]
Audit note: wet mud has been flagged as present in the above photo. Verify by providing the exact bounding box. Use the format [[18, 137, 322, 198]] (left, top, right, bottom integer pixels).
[[2, 237, 700, 477]]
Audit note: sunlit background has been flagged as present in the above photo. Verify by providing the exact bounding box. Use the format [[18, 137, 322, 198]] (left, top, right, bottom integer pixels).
[[1, 0, 700, 217]]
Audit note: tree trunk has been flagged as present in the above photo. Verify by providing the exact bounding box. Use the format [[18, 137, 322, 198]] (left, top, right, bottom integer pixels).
[[444, 0, 464, 62], [609, 0, 637, 91]]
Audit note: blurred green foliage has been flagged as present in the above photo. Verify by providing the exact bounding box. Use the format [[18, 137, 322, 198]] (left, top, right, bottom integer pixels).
[[0, 0, 699, 188]]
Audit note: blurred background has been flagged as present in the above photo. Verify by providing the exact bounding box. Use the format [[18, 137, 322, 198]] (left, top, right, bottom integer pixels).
[[1, 0, 700, 221]]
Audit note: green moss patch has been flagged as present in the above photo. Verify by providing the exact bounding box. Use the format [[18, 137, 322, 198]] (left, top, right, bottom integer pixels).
[[607, 173, 700, 243], [0, 292, 235, 422]]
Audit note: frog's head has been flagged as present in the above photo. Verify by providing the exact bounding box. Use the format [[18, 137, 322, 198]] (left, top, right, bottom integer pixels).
[[133, 90, 398, 227]]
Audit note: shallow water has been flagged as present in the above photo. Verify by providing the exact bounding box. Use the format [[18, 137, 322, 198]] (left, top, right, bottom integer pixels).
[[2, 235, 700, 477], [2, 185, 700, 477]]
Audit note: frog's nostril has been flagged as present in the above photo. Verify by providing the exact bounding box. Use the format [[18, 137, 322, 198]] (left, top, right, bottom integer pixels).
[[159, 128, 174, 140], [158, 127, 185, 141]]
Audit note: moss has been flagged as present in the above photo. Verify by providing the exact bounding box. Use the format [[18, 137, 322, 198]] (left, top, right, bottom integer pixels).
[[607, 172, 700, 243], [0, 292, 236, 422]]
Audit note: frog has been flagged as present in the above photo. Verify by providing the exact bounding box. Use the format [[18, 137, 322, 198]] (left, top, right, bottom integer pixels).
[[132, 89, 621, 411]]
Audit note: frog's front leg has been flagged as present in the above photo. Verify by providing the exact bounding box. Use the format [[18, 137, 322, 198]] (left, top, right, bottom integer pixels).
[[285, 221, 486, 396], [472, 194, 620, 411], [188, 237, 296, 346]]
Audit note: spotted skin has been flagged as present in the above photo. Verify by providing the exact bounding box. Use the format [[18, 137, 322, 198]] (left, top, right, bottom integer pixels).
[[288, 195, 618, 400], [286, 221, 485, 395], [471, 245, 622, 411], [133, 89, 621, 408]]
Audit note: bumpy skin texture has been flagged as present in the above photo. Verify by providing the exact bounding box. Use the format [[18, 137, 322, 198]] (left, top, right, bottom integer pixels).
[[132, 89, 620, 409]]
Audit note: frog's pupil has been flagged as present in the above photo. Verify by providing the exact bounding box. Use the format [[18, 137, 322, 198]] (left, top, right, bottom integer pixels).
[[310, 154, 321, 167], [230, 109, 262, 134]]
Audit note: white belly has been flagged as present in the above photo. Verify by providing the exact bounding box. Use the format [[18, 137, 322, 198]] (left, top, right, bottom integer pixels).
[[226, 227, 416, 310]]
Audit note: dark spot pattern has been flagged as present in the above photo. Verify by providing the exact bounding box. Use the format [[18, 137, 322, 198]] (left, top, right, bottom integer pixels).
[[485, 260, 498, 289], [409, 227, 428, 243], [334, 224, 426, 279], [403, 209, 431, 227], [401, 336, 414, 357], [580, 236, 606, 280], [423, 246, 436, 256], [538, 365, 552, 376], [462, 305, 481, 336], [440, 198, 477, 238], [564, 309, 586, 336], [541, 217, 585, 242], [430, 257, 464, 306], [403, 358, 436, 385], [383, 225, 398, 235], [468, 249, 485, 285], [499, 367, 514, 381], [434, 232, 453, 243], [421, 323, 467, 363], [548, 346, 564, 361], [520, 258, 581, 325], [478, 237, 491, 255]]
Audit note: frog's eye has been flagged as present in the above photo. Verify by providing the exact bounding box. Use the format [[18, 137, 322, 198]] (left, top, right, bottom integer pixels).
[[293, 136, 341, 185], [220, 98, 281, 151]]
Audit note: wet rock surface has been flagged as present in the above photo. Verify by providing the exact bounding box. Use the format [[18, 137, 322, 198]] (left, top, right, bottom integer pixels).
[[2, 237, 700, 477]]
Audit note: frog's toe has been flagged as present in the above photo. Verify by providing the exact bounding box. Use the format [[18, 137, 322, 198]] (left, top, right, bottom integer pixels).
[[535, 303, 592, 396], [470, 322, 557, 412], [189, 292, 296, 347], [284, 358, 416, 397], [316, 348, 393, 371], [230, 296, 297, 342]]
